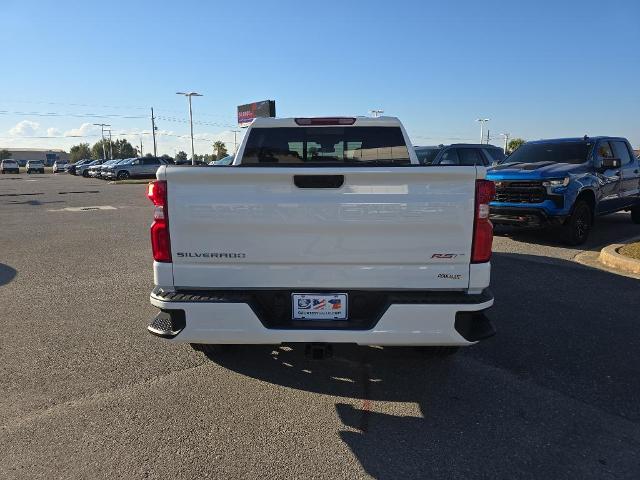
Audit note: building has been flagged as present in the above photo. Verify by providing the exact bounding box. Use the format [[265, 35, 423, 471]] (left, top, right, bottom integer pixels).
[[0, 148, 69, 166]]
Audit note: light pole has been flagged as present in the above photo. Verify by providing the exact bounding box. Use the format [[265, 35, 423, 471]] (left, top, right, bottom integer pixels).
[[106, 128, 113, 159], [151, 107, 158, 157], [476, 118, 489, 144], [231, 130, 240, 155], [176, 91, 203, 165], [499, 133, 510, 154], [93, 123, 110, 160], [369, 109, 384, 118]]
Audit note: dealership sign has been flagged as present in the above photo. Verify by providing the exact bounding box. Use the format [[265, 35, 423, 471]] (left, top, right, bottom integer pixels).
[[237, 100, 276, 127]]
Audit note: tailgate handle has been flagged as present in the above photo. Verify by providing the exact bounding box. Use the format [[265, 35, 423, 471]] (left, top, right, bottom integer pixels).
[[294, 175, 344, 189]]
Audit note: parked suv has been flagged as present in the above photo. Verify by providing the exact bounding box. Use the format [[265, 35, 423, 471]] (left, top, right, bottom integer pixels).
[[107, 157, 168, 180], [487, 136, 640, 245], [26, 160, 45, 174], [76, 159, 104, 177], [67, 159, 92, 175], [53, 161, 68, 173], [414, 144, 505, 166], [101, 158, 133, 180], [1, 159, 19, 174]]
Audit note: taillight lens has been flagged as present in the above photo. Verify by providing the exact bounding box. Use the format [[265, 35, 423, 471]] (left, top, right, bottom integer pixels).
[[471, 180, 495, 263], [147, 181, 171, 262]]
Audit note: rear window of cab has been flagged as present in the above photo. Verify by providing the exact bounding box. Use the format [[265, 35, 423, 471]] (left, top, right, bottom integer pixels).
[[242, 126, 410, 166]]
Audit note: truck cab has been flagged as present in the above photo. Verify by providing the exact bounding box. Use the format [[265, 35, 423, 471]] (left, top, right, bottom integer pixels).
[[487, 137, 640, 245]]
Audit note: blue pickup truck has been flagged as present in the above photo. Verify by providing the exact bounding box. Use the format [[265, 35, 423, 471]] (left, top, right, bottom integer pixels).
[[487, 136, 640, 245]]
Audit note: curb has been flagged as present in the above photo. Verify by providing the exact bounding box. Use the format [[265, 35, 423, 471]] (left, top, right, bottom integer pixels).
[[599, 244, 640, 275]]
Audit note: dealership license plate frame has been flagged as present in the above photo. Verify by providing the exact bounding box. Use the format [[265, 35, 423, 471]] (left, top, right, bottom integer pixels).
[[291, 293, 348, 321]]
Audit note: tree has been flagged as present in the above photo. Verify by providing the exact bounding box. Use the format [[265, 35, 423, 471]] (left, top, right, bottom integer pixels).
[[90, 139, 136, 160], [69, 143, 91, 163], [175, 151, 188, 164], [160, 154, 173, 163], [113, 139, 136, 159], [0, 149, 12, 161], [507, 138, 526, 154], [91, 139, 109, 159], [213, 141, 228, 160]]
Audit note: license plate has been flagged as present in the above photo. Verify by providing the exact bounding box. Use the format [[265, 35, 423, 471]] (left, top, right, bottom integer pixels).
[[292, 293, 348, 320]]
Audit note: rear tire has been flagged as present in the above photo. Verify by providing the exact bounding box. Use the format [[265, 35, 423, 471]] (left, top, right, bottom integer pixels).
[[560, 200, 592, 246], [631, 206, 640, 224]]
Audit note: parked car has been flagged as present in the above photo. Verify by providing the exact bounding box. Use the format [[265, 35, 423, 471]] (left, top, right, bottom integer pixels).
[[106, 157, 169, 180], [1, 159, 20, 174], [95, 159, 123, 179], [487, 136, 640, 245], [208, 155, 234, 166], [26, 160, 45, 174], [52, 160, 68, 173], [415, 144, 505, 166], [88, 159, 119, 178], [76, 159, 103, 177], [67, 159, 92, 175], [146, 116, 495, 356], [101, 158, 133, 180]]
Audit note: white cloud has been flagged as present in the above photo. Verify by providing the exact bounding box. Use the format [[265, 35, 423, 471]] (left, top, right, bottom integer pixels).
[[47, 127, 61, 137], [63, 122, 100, 137], [9, 120, 40, 137]]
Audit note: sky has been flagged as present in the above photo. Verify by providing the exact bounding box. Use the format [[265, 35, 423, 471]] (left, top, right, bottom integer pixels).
[[0, 0, 639, 156]]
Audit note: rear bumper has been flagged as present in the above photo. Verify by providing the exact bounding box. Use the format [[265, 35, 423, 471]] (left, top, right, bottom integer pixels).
[[148, 288, 495, 346], [490, 206, 567, 227]]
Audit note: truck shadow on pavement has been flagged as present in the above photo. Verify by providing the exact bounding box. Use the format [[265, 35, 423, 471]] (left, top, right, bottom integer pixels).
[[202, 252, 640, 479], [494, 212, 640, 250], [0, 263, 17, 286]]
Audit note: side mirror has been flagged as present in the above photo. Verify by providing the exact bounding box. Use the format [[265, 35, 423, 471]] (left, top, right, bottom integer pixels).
[[601, 158, 621, 169]]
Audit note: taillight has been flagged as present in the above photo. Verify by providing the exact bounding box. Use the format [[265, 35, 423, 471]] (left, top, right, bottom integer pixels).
[[147, 180, 171, 262], [471, 180, 495, 263], [294, 117, 356, 126]]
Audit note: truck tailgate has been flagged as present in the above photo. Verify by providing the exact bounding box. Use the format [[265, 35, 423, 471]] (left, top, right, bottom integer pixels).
[[164, 166, 477, 290]]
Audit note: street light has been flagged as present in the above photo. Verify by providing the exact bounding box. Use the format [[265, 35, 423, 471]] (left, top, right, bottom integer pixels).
[[369, 109, 384, 118], [176, 91, 203, 165], [476, 118, 489, 144], [499, 132, 510, 154]]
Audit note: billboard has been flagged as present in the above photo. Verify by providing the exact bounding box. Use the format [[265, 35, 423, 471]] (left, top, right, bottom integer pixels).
[[237, 100, 276, 127]]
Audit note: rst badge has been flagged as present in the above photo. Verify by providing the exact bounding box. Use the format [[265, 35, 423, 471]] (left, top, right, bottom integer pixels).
[[431, 253, 463, 259]]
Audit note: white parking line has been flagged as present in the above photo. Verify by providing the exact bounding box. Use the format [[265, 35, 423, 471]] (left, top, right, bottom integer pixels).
[[47, 206, 118, 212]]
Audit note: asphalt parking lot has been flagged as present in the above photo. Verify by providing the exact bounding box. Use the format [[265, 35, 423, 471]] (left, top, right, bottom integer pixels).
[[1, 173, 639, 479]]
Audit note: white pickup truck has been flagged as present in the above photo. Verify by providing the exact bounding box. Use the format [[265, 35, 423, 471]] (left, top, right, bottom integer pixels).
[[147, 116, 495, 356]]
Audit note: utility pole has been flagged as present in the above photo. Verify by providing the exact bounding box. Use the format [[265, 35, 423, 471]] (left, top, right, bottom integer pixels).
[[176, 91, 203, 165], [139, 137, 143, 158], [151, 107, 158, 157], [486, 129, 490, 145], [107, 129, 113, 159], [369, 109, 384, 118], [93, 123, 110, 160], [500, 133, 510, 153], [232, 130, 240, 155], [476, 118, 489, 144]]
